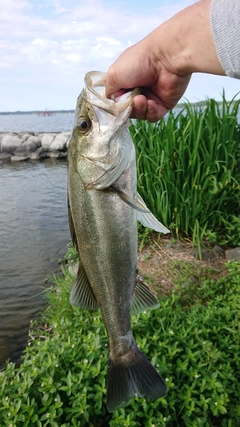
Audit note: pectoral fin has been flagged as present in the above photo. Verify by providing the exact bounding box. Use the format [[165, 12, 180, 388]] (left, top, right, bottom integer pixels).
[[70, 262, 99, 311], [111, 185, 149, 213], [136, 193, 170, 234], [131, 274, 159, 316], [111, 188, 170, 233]]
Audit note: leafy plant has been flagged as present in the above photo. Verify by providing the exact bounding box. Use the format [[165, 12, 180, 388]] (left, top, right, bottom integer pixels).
[[58, 241, 79, 265], [0, 262, 239, 426]]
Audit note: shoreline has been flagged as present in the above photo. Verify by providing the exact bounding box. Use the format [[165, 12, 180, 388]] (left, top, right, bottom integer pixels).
[[0, 131, 70, 162]]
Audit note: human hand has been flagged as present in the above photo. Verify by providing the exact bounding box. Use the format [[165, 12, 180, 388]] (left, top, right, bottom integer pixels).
[[106, 0, 224, 122], [106, 36, 191, 122]]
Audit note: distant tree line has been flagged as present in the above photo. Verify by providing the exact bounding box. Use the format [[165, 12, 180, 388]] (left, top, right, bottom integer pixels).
[[0, 110, 75, 115]]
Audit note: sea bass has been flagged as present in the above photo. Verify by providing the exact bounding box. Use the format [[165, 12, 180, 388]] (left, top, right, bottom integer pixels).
[[67, 71, 169, 412]]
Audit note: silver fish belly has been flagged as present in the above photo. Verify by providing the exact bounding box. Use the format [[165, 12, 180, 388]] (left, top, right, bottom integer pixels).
[[68, 72, 169, 412]]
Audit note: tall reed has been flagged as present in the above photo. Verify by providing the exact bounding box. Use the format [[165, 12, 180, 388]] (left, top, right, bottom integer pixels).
[[130, 93, 240, 245]]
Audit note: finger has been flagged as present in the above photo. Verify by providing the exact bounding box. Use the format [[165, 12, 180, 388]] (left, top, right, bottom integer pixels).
[[105, 71, 122, 99], [146, 100, 168, 122], [107, 89, 126, 99], [131, 95, 148, 120], [131, 97, 168, 121]]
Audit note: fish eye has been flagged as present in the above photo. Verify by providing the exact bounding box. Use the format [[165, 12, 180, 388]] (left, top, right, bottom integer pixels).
[[77, 118, 91, 134]]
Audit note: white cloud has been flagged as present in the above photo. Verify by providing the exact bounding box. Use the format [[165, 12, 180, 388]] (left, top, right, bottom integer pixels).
[[66, 53, 81, 61], [1, 0, 239, 111]]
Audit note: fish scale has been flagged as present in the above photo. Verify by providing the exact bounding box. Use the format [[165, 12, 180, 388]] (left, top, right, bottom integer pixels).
[[68, 71, 169, 412]]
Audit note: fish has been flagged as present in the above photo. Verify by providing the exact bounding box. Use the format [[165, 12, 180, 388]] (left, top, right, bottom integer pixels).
[[67, 71, 169, 412]]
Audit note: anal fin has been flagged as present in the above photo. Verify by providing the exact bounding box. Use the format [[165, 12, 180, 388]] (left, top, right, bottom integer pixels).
[[131, 274, 159, 316], [70, 262, 98, 311]]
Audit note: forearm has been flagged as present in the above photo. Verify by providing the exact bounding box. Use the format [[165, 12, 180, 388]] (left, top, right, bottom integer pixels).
[[106, 0, 238, 121], [147, 0, 225, 77]]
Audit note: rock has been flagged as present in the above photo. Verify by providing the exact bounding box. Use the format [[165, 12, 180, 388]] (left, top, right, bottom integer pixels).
[[1, 134, 24, 153], [213, 245, 225, 258], [183, 275, 199, 288], [48, 150, 67, 158], [61, 131, 71, 146], [41, 132, 69, 151], [14, 135, 41, 153], [17, 133, 31, 142], [30, 147, 47, 160], [193, 245, 226, 261], [69, 262, 79, 277], [13, 151, 31, 158], [61, 131, 71, 137], [0, 132, 69, 161], [192, 247, 216, 261], [164, 241, 187, 251], [49, 133, 69, 151], [225, 247, 240, 261], [11, 155, 28, 162], [0, 133, 5, 149], [41, 134, 56, 151], [174, 242, 187, 252], [0, 152, 11, 162]]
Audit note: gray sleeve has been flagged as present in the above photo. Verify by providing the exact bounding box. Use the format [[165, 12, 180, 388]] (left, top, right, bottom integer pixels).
[[211, 0, 240, 79]]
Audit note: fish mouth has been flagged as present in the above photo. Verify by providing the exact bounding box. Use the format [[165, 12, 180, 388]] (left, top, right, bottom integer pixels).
[[84, 71, 140, 122]]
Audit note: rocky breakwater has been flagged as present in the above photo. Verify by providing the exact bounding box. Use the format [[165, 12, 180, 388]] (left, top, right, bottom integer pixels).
[[0, 131, 71, 162]]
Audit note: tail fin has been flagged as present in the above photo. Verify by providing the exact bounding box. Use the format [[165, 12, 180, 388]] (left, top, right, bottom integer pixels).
[[106, 344, 167, 412]]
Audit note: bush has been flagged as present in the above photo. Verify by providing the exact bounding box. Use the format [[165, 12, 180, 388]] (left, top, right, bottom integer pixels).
[[0, 262, 240, 427], [130, 94, 240, 246]]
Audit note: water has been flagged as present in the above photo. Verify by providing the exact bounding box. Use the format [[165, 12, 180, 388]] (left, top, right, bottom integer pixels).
[[1, 107, 240, 369], [0, 160, 70, 368], [0, 112, 75, 133], [1, 109, 239, 134]]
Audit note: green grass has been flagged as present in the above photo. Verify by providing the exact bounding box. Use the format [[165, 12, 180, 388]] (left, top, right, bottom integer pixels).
[[130, 94, 240, 247], [0, 261, 239, 427], [1, 95, 240, 426]]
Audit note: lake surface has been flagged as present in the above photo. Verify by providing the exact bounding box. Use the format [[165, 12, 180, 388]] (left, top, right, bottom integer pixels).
[[0, 160, 70, 368], [0, 112, 75, 133]]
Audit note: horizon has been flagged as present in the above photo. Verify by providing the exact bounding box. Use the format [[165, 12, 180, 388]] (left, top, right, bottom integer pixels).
[[0, 97, 238, 115]]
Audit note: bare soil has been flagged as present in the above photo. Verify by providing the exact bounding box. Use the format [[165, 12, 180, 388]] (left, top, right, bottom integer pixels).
[[137, 236, 226, 297]]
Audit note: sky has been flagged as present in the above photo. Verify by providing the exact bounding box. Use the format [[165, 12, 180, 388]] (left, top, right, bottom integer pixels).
[[1, 0, 240, 112]]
